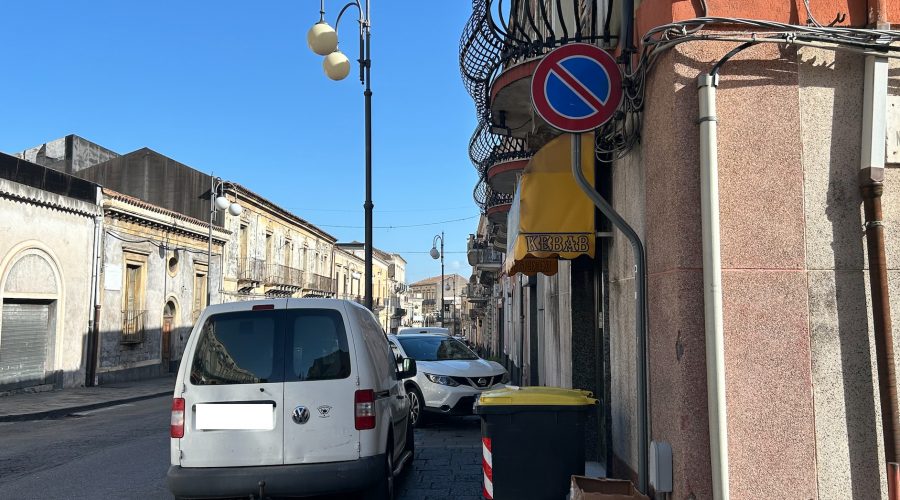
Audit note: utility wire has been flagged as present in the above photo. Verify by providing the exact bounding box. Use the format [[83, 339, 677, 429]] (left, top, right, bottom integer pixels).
[[317, 215, 479, 229], [283, 206, 475, 213]]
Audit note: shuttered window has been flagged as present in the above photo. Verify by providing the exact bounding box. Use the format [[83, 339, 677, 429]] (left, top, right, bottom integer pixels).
[[0, 302, 50, 380]]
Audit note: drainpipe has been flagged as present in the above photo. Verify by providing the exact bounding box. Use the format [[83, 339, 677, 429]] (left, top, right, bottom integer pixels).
[[571, 134, 649, 494], [859, 42, 899, 498], [86, 188, 104, 387], [698, 73, 730, 500]]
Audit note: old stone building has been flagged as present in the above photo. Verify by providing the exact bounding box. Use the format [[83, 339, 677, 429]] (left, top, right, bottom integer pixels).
[[95, 189, 228, 382], [0, 153, 101, 392]]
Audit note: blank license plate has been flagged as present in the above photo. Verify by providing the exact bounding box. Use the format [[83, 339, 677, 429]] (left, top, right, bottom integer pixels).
[[195, 403, 275, 430]]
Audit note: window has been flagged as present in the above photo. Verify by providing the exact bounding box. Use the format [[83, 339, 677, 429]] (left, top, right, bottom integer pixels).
[[396, 336, 478, 361], [122, 252, 148, 343], [190, 310, 281, 385], [284, 239, 292, 268], [193, 265, 207, 319], [265, 232, 273, 266], [189, 308, 353, 386], [287, 309, 351, 381], [239, 224, 249, 265]]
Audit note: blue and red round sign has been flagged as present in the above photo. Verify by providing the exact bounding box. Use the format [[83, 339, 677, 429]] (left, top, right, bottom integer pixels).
[[530, 43, 623, 133]]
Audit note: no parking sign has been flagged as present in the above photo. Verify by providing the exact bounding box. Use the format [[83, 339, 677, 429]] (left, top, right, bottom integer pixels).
[[530, 43, 623, 133]]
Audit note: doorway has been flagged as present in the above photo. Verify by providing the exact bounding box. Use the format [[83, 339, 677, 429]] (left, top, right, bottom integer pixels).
[[162, 300, 176, 372]]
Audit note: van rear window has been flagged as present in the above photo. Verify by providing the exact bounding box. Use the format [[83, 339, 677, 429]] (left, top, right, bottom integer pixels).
[[287, 309, 351, 381], [190, 310, 281, 385], [189, 308, 351, 385]]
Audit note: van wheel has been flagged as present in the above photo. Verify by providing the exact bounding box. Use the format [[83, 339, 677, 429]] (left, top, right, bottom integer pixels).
[[408, 387, 425, 428], [363, 444, 394, 500]]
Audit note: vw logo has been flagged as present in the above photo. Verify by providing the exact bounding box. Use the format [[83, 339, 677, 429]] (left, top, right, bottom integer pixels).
[[317, 405, 333, 418], [292, 406, 310, 424]]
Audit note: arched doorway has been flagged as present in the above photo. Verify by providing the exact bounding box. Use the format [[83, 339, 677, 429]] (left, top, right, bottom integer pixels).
[[162, 300, 177, 372]]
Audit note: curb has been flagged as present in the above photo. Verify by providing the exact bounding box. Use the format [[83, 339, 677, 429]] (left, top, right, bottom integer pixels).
[[0, 389, 172, 423]]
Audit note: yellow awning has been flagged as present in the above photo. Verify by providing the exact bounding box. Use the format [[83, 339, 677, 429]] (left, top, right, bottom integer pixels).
[[505, 133, 595, 276]]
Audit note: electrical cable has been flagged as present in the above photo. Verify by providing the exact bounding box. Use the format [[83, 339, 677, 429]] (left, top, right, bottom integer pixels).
[[316, 215, 479, 229]]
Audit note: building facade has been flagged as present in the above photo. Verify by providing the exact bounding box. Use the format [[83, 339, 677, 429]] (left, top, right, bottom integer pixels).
[[95, 189, 228, 383], [460, 1, 900, 498], [0, 153, 101, 393], [222, 185, 336, 301]]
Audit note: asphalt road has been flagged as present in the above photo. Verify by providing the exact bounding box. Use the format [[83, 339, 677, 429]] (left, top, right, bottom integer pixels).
[[0, 396, 482, 500]]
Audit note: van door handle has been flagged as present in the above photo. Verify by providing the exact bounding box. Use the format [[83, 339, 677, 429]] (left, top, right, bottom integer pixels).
[[396, 395, 406, 401]]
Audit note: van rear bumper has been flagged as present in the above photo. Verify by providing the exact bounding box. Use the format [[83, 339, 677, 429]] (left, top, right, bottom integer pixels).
[[167, 454, 384, 498]]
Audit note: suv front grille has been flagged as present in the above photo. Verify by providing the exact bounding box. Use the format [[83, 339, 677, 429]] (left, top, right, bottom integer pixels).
[[451, 375, 501, 389]]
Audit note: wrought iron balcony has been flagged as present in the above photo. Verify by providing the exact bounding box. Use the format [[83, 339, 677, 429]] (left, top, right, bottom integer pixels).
[[476, 179, 513, 223], [265, 264, 304, 288], [305, 272, 335, 293], [121, 309, 147, 344], [461, 1, 619, 204], [466, 284, 490, 304], [238, 258, 266, 284]]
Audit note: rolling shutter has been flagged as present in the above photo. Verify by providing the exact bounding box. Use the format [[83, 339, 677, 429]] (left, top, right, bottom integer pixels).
[[0, 303, 50, 380]]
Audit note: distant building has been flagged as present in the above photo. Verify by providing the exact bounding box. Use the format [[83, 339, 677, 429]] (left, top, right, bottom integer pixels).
[[15, 134, 118, 175], [408, 274, 466, 330], [336, 243, 410, 332]]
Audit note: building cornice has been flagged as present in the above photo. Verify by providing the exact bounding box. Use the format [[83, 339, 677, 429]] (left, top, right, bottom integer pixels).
[[0, 178, 101, 218], [102, 191, 230, 244]]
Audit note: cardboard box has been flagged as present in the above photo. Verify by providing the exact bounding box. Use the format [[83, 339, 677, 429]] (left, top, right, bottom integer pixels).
[[569, 476, 650, 500]]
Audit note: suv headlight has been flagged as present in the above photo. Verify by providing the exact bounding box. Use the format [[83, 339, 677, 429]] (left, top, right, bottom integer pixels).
[[500, 371, 510, 384], [424, 373, 460, 387]]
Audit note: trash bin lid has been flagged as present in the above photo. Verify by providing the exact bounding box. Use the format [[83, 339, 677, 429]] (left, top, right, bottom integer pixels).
[[477, 386, 598, 407]]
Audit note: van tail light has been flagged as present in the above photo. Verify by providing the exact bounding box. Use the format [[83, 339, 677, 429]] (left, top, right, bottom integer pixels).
[[171, 398, 185, 438], [355, 390, 376, 430]]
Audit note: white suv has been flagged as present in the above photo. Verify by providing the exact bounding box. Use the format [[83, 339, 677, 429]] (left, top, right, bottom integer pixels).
[[388, 334, 508, 427], [167, 299, 416, 500]]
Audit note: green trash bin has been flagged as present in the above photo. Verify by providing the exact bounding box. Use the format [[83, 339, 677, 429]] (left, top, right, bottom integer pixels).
[[474, 386, 598, 500]]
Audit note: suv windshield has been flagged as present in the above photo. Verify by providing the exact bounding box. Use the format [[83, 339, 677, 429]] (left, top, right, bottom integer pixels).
[[396, 336, 478, 361]]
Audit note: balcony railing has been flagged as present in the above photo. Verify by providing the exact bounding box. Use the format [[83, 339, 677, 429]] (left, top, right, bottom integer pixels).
[[122, 309, 147, 344], [265, 264, 304, 288], [238, 258, 266, 283], [305, 272, 334, 292]]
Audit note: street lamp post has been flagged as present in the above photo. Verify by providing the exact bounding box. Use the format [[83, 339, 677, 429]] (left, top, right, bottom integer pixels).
[[307, 0, 374, 311], [430, 232, 444, 327], [445, 275, 456, 335], [207, 176, 243, 306]]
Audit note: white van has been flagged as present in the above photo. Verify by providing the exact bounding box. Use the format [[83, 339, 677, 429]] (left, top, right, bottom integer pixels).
[[166, 299, 416, 500]]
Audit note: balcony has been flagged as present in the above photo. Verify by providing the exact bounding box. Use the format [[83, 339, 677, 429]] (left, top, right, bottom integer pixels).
[[237, 258, 266, 287], [466, 284, 490, 304], [265, 264, 303, 296], [304, 273, 335, 295], [121, 309, 147, 344], [478, 182, 513, 224], [460, 0, 617, 147]]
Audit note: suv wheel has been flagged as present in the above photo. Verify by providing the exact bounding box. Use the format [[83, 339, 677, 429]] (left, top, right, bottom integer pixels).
[[408, 387, 425, 428]]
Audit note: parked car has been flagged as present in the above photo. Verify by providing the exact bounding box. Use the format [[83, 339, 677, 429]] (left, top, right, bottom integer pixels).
[[388, 333, 508, 427], [167, 299, 417, 500], [397, 326, 451, 336]]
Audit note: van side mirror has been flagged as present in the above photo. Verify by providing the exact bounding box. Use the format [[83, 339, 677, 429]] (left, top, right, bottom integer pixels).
[[397, 358, 417, 379]]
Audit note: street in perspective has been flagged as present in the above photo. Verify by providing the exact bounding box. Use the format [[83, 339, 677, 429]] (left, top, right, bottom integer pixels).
[[1, 1, 900, 499]]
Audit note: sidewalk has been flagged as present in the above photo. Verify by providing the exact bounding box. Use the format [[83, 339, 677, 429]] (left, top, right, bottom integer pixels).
[[0, 376, 175, 422]]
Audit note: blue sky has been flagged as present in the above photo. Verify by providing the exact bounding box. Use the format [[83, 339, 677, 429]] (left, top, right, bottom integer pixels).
[[0, 1, 480, 283]]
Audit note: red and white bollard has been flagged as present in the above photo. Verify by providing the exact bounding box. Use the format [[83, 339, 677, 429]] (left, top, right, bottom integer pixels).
[[482, 437, 493, 499]]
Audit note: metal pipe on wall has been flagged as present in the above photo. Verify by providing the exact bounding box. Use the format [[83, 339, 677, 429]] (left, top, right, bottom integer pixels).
[[571, 133, 649, 493], [85, 192, 104, 387], [698, 73, 730, 500], [858, 46, 899, 499]]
